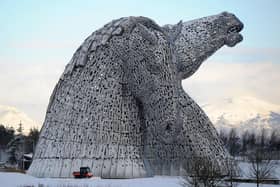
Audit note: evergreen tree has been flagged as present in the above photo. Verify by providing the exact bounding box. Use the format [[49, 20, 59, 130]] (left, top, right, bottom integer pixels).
[[227, 128, 240, 156], [241, 130, 249, 155], [0, 124, 15, 147], [7, 122, 25, 166]]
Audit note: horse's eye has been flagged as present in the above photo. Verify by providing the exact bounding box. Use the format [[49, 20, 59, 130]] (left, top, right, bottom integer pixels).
[[165, 123, 172, 132], [147, 63, 161, 75]]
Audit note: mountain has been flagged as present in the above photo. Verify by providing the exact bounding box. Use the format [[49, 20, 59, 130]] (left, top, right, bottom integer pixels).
[[1, 96, 279, 135], [0, 105, 40, 134], [202, 96, 280, 133]]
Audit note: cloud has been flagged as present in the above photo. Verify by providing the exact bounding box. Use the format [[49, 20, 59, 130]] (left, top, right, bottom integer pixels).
[[209, 46, 280, 63], [0, 61, 65, 126], [0, 105, 39, 134], [218, 47, 280, 57], [183, 61, 280, 106]]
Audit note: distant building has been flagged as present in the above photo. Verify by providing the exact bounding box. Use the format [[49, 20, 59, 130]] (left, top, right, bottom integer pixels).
[[20, 153, 33, 170]]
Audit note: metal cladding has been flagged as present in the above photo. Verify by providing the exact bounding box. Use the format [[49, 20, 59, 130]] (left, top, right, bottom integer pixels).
[[28, 12, 243, 178]]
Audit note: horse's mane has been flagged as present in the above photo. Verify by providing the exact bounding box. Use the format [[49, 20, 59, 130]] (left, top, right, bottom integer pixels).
[[61, 16, 162, 79]]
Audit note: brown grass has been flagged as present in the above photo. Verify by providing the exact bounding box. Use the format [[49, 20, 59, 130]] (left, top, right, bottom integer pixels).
[[0, 167, 26, 173]]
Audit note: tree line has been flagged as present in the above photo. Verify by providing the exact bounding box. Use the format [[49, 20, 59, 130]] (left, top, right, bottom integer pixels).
[[182, 128, 280, 187], [0, 123, 39, 164], [219, 128, 280, 159]]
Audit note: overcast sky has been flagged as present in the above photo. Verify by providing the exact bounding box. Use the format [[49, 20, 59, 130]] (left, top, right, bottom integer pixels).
[[0, 0, 280, 126]]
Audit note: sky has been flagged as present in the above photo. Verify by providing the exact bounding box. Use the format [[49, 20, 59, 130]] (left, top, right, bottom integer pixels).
[[0, 0, 280, 127]]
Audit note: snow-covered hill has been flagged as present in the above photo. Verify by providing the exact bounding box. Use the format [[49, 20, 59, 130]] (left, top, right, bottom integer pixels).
[[202, 96, 280, 133], [0, 105, 39, 134]]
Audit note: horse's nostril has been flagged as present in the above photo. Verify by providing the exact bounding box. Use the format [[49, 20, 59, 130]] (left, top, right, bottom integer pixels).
[[227, 25, 242, 34], [240, 22, 244, 31]]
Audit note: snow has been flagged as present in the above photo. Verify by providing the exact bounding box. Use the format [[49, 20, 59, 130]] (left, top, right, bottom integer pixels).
[[1, 172, 279, 187], [0, 173, 183, 187], [238, 160, 280, 179], [239, 184, 278, 187], [201, 96, 280, 133], [0, 160, 279, 187], [203, 96, 280, 124], [23, 153, 33, 158]]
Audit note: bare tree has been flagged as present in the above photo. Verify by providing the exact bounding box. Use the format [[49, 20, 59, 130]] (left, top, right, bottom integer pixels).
[[182, 157, 224, 187], [225, 158, 240, 187], [219, 129, 228, 146], [248, 148, 276, 187]]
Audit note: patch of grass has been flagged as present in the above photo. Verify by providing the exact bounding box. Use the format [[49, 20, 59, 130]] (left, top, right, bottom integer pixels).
[[19, 185, 108, 187], [0, 167, 26, 173]]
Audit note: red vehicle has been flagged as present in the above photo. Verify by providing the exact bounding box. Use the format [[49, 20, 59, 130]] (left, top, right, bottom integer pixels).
[[73, 167, 93, 178]]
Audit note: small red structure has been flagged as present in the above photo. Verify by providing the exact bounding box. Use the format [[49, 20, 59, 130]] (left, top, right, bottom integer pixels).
[[72, 167, 93, 178]]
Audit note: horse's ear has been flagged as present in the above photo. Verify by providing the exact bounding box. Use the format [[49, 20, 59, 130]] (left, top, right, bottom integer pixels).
[[163, 21, 183, 42], [174, 21, 183, 40], [136, 23, 157, 45]]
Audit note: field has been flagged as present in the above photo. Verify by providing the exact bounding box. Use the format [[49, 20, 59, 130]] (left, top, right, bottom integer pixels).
[[0, 161, 279, 187]]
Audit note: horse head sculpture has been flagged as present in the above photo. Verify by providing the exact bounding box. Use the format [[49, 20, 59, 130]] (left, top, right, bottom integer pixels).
[[28, 12, 243, 178]]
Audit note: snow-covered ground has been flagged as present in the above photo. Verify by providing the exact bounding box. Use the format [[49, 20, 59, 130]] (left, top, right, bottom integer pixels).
[[0, 173, 183, 187], [238, 160, 280, 179], [0, 161, 279, 187], [237, 161, 280, 187], [0, 172, 279, 187], [239, 184, 277, 187], [1, 172, 279, 187]]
